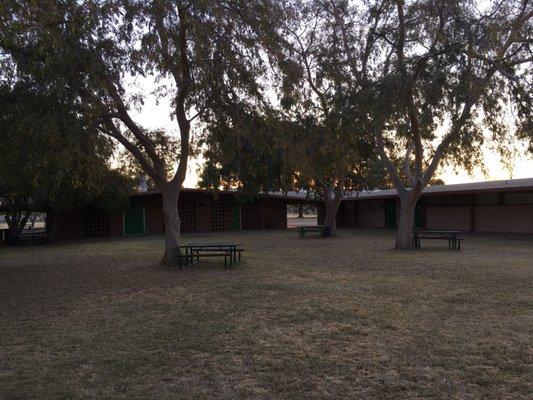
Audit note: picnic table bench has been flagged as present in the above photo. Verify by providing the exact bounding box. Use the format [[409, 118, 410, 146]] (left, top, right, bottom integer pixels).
[[176, 243, 243, 269], [413, 230, 463, 250], [5, 231, 48, 246], [297, 225, 331, 238]]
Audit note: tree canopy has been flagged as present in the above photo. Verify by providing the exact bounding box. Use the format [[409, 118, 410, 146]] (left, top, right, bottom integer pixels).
[[200, 1, 388, 233], [1, 0, 287, 261], [0, 79, 133, 241], [362, 0, 532, 247], [1, 0, 530, 250]]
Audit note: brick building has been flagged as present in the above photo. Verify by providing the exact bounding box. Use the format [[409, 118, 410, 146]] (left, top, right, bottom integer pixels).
[[319, 178, 533, 234], [50, 178, 533, 239], [54, 189, 295, 239]]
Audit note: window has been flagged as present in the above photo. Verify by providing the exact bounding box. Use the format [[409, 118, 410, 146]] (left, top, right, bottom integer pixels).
[[241, 201, 261, 229], [212, 195, 232, 231], [178, 192, 196, 232], [84, 209, 110, 237]]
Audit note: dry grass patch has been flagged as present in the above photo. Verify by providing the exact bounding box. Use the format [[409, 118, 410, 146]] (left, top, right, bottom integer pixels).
[[0, 230, 531, 399]]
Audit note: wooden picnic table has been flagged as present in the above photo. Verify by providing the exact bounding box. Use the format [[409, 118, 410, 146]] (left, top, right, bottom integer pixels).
[[4, 230, 48, 246], [297, 225, 331, 238], [177, 243, 243, 269], [413, 230, 463, 250]]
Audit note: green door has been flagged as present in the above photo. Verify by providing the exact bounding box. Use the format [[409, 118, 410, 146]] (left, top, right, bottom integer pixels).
[[124, 199, 145, 235], [231, 199, 241, 230], [415, 204, 424, 229], [386, 201, 396, 228]]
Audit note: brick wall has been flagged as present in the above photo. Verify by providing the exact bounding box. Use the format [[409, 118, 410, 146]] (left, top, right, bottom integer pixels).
[[425, 206, 472, 231], [260, 198, 287, 229], [338, 201, 356, 227], [356, 208, 386, 228], [195, 193, 213, 232], [55, 211, 84, 239], [55, 209, 123, 238], [109, 212, 123, 236], [143, 194, 164, 235], [474, 205, 533, 233]]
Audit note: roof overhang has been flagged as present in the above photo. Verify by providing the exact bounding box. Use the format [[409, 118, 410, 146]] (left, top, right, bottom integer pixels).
[[342, 177, 533, 201]]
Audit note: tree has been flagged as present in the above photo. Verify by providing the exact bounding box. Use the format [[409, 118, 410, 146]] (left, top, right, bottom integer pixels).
[[0, 80, 133, 243], [1, 0, 283, 264], [200, 2, 387, 235], [274, 0, 386, 235], [277, 115, 385, 235], [199, 108, 288, 198], [307, 0, 531, 247], [116, 129, 179, 192], [360, 0, 532, 248]]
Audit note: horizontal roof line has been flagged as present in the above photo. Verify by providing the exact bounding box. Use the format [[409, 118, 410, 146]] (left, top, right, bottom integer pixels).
[[342, 177, 533, 200], [134, 177, 533, 201]]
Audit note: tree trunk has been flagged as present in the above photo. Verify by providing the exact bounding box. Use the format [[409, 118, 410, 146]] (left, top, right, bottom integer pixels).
[[46, 212, 61, 241], [161, 188, 182, 266], [5, 209, 30, 246], [298, 203, 304, 218], [6, 220, 20, 245], [395, 191, 420, 249], [323, 195, 342, 236]]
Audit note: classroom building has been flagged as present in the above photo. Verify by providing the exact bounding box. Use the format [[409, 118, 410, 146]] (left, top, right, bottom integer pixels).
[[54, 189, 297, 239], [51, 178, 533, 239], [322, 178, 533, 234]]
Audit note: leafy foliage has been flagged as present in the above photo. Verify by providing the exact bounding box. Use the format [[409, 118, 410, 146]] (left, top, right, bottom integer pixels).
[[116, 129, 179, 191], [1, 0, 286, 261], [201, 0, 388, 201], [200, 109, 287, 198], [0, 80, 133, 237]]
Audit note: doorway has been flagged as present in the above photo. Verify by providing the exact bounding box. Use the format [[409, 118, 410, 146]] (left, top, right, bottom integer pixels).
[[123, 198, 145, 235]]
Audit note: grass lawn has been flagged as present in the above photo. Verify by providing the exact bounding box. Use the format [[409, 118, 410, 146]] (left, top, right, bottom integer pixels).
[[0, 229, 531, 399]]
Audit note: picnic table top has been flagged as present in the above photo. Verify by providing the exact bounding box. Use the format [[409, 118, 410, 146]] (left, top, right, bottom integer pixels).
[[19, 230, 47, 235], [297, 225, 324, 229], [180, 243, 242, 248], [413, 230, 461, 234]]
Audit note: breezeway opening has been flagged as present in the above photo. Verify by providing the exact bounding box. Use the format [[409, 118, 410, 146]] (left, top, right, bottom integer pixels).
[[286, 203, 318, 228]]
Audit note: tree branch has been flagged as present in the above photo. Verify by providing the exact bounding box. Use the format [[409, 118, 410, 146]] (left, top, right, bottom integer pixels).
[[375, 127, 407, 197], [95, 120, 162, 184], [170, 5, 192, 188], [97, 71, 164, 171]]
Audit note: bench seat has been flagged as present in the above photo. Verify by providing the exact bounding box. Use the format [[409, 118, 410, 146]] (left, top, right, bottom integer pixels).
[[414, 235, 463, 250], [298, 226, 331, 238], [176, 247, 244, 269]]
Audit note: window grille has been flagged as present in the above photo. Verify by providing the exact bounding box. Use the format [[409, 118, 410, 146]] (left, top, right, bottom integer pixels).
[[84, 209, 110, 237], [212, 195, 232, 230], [241, 201, 261, 229]]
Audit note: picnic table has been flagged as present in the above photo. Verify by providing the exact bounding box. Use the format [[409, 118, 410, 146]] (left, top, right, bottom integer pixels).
[[297, 225, 331, 238], [413, 230, 463, 250], [176, 243, 243, 269], [4, 231, 48, 246]]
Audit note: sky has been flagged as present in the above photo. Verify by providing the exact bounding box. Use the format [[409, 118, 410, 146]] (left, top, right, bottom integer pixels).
[[129, 77, 533, 189]]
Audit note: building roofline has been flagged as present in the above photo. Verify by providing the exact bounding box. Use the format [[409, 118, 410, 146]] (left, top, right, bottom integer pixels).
[[133, 188, 313, 201], [130, 177, 533, 202], [342, 177, 533, 200]]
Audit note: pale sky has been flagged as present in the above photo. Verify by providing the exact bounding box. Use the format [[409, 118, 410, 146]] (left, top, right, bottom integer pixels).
[[128, 76, 533, 189]]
